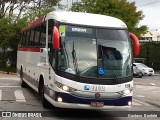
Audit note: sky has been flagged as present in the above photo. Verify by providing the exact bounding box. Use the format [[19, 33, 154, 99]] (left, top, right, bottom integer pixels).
[[61, 0, 160, 31], [128, 0, 160, 31]]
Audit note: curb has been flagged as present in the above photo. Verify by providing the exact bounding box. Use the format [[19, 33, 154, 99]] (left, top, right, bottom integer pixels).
[[0, 71, 17, 75]]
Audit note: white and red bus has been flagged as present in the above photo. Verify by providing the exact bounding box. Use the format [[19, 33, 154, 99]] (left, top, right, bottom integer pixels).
[[17, 11, 140, 109]]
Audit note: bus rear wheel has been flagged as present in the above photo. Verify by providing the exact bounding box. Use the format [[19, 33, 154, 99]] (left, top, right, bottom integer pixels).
[[39, 81, 50, 108]]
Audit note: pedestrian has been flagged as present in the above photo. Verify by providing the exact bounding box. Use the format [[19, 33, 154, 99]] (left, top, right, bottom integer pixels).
[[6, 58, 11, 74]]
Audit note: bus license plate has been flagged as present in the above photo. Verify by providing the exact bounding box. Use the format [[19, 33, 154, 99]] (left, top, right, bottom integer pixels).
[[91, 102, 104, 107], [90, 85, 105, 92]]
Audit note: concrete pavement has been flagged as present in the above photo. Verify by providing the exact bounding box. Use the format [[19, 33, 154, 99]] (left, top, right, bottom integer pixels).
[[134, 75, 160, 87], [0, 70, 17, 75], [0, 73, 19, 80]]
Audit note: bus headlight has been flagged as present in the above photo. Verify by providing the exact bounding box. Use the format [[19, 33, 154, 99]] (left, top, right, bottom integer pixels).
[[54, 81, 77, 92], [57, 97, 63, 102], [62, 85, 69, 91], [118, 89, 132, 96], [123, 89, 131, 95]]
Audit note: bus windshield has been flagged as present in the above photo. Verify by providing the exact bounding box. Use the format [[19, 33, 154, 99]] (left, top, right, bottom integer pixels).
[[56, 25, 132, 79]]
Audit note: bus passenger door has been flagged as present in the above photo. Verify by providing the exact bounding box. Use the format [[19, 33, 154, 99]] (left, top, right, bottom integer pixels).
[[47, 20, 56, 90]]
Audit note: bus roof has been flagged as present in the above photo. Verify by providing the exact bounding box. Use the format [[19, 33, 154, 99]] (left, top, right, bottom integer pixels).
[[46, 11, 127, 28], [21, 16, 45, 32], [21, 11, 128, 32]]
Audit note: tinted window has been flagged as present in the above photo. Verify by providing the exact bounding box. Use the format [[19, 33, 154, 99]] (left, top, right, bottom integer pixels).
[[97, 29, 128, 41], [34, 26, 41, 47], [40, 23, 46, 47], [29, 29, 35, 47]]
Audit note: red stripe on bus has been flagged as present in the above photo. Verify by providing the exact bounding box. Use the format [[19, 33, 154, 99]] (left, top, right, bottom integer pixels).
[[21, 16, 45, 32], [18, 48, 41, 52]]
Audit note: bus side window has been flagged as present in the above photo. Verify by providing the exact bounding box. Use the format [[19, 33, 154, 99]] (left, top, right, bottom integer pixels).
[[19, 33, 24, 48], [34, 26, 41, 47], [22, 31, 27, 47], [39, 22, 46, 47], [29, 29, 35, 47], [27, 30, 31, 47]]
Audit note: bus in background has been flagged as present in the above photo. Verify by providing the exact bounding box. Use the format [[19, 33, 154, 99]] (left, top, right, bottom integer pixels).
[[17, 11, 140, 109]]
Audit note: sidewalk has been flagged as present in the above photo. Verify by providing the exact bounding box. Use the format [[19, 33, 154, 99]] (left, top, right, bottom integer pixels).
[[0, 72, 19, 79], [0, 70, 17, 75]]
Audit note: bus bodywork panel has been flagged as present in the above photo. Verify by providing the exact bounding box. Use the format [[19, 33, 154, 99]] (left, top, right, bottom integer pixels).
[[44, 74, 133, 109], [17, 48, 49, 91], [46, 11, 127, 28]]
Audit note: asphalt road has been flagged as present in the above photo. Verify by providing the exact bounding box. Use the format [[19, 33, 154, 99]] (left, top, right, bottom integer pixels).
[[0, 73, 160, 120]]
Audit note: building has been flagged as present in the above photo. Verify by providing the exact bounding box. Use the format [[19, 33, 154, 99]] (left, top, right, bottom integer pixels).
[[139, 29, 160, 42]]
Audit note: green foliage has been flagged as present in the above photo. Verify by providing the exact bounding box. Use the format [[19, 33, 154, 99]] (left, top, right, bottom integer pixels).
[[138, 42, 160, 69], [23, 8, 53, 23], [0, 18, 27, 71], [71, 0, 147, 37], [0, 18, 15, 50], [23, 0, 60, 22], [0, 0, 60, 72]]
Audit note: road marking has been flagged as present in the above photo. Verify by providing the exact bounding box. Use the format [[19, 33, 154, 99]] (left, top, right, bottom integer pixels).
[[0, 78, 20, 80], [151, 90, 160, 93], [135, 85, 159, 91], [154, 77, 160, 80], [133, 99, 150, 106], [14, 90, 26, 102], [0, 86, 21, 88], [150, 83, 155, 86], [137, 95, 145, 98], [0, 90, 2, 101], [132, 100, 141, 105]]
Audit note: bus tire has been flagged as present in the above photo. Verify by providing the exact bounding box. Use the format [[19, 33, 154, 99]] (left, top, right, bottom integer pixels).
[[39, 80, 50, 108], [20, 68, 27, 88]]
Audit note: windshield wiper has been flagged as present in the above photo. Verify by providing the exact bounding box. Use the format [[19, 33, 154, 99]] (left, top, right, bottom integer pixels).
[[72, 39, 79, 74], [102, 57, 119, 84], [111, 69, 119, 84], [100, 45, 119, 84]]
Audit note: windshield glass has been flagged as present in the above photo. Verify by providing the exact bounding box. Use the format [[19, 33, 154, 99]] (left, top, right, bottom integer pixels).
[[57, 25, 132, 79], [97, 29, 131, 78]]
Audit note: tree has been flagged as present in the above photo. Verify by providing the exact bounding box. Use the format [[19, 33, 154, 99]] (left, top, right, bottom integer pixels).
[[139, 42, 160, 70], [0, 0, 61, 71], [0, 0, 61, 22], [71, 0, 147, 37], [23, 0, 61, 22], [0, 17, 27, 71], [0, 0, 32, 23]]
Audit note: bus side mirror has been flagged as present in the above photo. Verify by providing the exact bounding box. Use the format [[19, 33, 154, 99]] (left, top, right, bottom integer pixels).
[[130, 32, 140, 56], [52, 26, 60, 50]]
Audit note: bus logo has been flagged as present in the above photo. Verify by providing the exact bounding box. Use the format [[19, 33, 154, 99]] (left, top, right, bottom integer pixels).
[[95, 93, 101, 98], [72, 28, 86, 33], [84, 85, 90, 91]]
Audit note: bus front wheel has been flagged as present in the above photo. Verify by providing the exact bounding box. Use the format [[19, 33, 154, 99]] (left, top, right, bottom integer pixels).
[[39, 80, 50, 108]]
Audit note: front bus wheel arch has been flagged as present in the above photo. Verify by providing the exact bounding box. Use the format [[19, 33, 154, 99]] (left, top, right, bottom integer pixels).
[[39, 76, 50, 108], [20, 67, 28, 88]]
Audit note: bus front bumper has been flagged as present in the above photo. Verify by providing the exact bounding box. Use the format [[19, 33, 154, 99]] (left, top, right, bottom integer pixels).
[[44, 91, 132, 110]]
